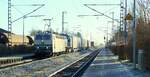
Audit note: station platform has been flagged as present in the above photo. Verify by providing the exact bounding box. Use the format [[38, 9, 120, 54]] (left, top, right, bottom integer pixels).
[[82, 48, 150, 77]]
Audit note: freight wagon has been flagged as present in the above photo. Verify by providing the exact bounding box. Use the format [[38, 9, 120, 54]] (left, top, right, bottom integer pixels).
[[82, 40, 90, 49], [91, 41, 94, 47], [71, 35, 82, 52], [0, 32, 33, 46]]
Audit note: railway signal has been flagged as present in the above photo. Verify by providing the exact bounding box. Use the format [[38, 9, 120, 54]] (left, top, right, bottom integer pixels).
[[125, 13, 133, 20]]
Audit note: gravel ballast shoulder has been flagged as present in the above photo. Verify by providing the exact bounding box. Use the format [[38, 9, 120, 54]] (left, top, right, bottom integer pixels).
[[0, 49, 94, 77]]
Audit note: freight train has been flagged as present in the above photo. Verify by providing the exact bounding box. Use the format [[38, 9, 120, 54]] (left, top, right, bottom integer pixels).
[[34, 31, 90, 57]]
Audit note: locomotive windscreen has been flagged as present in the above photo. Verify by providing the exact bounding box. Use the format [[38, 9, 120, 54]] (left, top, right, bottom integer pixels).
[[35, 34, 51, 40], [35, 35, 42, 40], [43, 35, 51, 40], [34, 33, 52, 46]]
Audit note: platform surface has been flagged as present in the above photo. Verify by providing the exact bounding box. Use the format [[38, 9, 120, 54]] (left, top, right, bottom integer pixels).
[[82, 48, 150, 77]]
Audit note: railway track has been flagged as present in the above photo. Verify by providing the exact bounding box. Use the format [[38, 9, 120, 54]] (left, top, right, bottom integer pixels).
[[49, 48, 102, 77]]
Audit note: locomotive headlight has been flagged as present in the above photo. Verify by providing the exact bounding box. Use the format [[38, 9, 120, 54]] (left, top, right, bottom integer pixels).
[[37, 47, 39, 49], [46, 47, 49, 49]]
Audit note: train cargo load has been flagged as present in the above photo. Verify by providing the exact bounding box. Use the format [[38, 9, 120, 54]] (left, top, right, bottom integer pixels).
[[71, 35, 82, 52], [82, 39, 89, 49], [0, 28, 33, 46]]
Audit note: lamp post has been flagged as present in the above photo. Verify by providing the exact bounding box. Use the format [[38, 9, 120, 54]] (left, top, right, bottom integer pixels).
[[125, 0, 136, 69], [23, 16, 25, 45], [133, 0, 136, 69]]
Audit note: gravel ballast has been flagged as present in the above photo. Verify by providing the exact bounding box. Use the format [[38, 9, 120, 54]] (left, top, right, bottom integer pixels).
[[0, 49, 94, 77]]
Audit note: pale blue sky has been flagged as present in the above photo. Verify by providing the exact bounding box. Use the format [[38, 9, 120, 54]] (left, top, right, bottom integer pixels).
[[0, 0, 126, 45]]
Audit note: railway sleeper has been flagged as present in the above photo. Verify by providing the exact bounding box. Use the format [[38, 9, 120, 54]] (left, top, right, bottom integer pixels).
[[50, 49, 101, 77], [0, 58, 22, 65]]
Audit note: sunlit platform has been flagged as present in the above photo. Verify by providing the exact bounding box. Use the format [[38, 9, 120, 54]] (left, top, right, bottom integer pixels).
[[82, 48, 150, 77]]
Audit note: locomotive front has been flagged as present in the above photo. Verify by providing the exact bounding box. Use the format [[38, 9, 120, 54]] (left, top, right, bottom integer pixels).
[[34, 32, 53, 57]]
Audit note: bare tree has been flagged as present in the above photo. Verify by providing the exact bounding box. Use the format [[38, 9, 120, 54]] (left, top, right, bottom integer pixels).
[[137, 0, 150, 23], [30, 29, 42, 36]]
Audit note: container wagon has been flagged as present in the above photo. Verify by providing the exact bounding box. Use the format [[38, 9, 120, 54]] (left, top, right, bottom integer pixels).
[[71, 35, 82, 52]]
